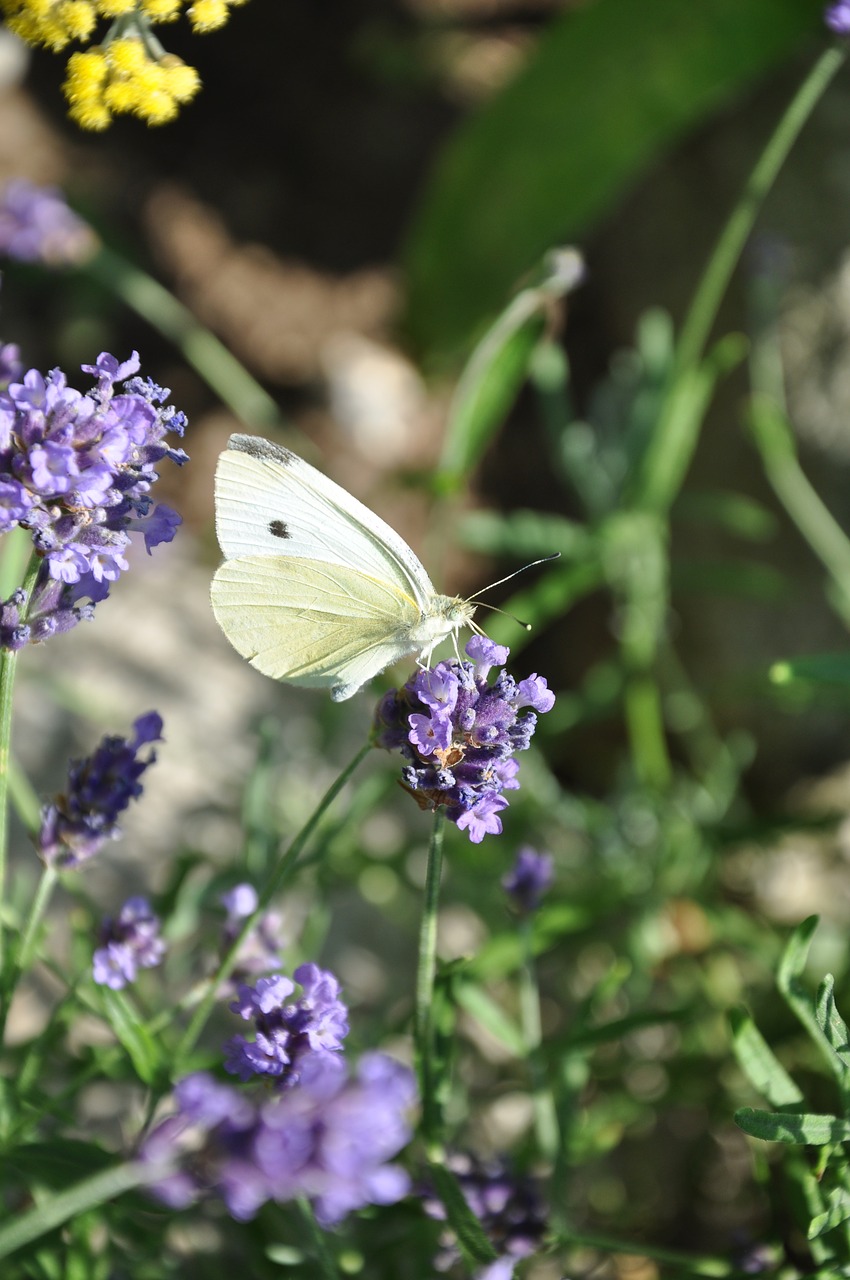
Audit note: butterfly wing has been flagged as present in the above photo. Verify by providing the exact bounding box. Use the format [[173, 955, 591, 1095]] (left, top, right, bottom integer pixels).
[[210, 554, 425, 700], [214, 434, 435, 606]]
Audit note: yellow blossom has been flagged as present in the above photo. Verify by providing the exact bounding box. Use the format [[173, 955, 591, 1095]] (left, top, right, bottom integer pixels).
[[161, 55, 199, 104], [140, 0, 181, 20], [55, 0, 96, 39], [3, 0, 250, 128], [65, 47, 108, 86], [186, 0, 227, 33], [107, 35, 148, 75], [95, 0, 136, 14]]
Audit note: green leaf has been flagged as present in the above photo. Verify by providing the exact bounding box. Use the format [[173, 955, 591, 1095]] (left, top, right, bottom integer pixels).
[[457, 509, 592, 561], [778, 915, 820, 999], [671, 558, 790, 602], [771, 654, 850, 688], [0, 1160, 153, 1261], [426, 1161, 498, 1268], [3, 1140, 114, 1189], [454, 982, 526, 1056], [775, 917, 847, 1082], [438, 248, 584, 486], [98, 990, 162, 1087], [735, 1107, 850, 1145], [676, 490, 779, 542], [816, 975, 850, 1071], [405, 0, 819, 356], [809, 1186, 850, 1240], [628, 334, 747, 513], [728, 1008, 804, 1108], [565, 1009, 685, 1052]]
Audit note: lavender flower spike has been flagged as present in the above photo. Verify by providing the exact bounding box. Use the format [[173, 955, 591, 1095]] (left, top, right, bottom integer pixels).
[[0, 179, 98, 266], [224, 963, 349, 1086], [502, 847, 554, 915], [0, 351, 187, 649], [37, 712, 163, 869], [374, 638, 555, 843], [92, 896, 166, 989], [142, 1052, 416, 1225]]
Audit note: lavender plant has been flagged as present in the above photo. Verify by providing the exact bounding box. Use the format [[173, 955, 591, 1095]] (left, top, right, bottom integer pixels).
[[2, 6, 850, 1280]]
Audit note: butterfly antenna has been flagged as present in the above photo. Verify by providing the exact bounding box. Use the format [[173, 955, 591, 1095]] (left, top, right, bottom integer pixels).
[[474, 601, 533, 631], [468, 552, 561, 602]]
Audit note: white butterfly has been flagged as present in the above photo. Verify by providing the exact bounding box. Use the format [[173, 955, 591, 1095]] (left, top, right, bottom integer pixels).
[[210, 433, 478, 701]]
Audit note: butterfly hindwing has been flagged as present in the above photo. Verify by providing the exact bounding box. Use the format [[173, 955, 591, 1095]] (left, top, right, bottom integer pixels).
[[210, 554, 424, 698]]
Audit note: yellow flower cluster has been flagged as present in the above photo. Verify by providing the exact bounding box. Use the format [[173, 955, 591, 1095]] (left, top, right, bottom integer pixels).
[[64, 37, 200, 129], [0, 0, 247, 126]]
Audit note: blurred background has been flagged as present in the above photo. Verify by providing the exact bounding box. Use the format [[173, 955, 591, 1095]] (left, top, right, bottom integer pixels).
[[4, 0, 850, 1273]]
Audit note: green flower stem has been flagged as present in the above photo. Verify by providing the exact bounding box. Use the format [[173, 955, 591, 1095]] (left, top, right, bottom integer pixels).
[[0, 551, 41, 981], [176, 740, 372, 1063], [635, 46, 845, 512], [676, 46, 845, 380], [16, 865, 59, 976], [749, 398, 850, 624], [415, 807, 446, 1152], [86, 246, 292, 438], [623, 672, 672, 792], [554, 1225, 754, 1278], [7, 752, 42, 835], [518, 918, 559, 1162], [0, 867, 58, 1045], [0, 1159, 160, 1261], [297, 1198, 342, 1280]]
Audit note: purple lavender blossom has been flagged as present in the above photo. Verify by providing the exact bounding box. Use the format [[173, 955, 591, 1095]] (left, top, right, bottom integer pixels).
[[224, 963, 349, 1086], [825, 2, 850, 35], [92, 895, 166, 989], [142, 1051, 416, 1225], [424, 1153, 547, 1272], [373, 638, 555, 843], [0, 179, 97, 266], [0, 342, 22, 390], [37, 712, 163, 868], [0, 351, 186, 648], [502, 847, 554, 915]]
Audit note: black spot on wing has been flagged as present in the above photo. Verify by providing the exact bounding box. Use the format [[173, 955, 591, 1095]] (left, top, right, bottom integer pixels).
[[269, 519, 290, 539]]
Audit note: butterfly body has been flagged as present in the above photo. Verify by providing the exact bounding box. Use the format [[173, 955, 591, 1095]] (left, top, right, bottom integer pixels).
[[211, 434, 476, 701]]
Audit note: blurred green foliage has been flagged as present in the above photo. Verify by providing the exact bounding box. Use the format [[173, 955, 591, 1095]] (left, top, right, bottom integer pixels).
[[405, 0, 823, 359]]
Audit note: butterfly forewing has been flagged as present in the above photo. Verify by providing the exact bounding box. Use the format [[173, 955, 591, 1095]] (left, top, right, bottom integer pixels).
[[215, 436, 434, 607]]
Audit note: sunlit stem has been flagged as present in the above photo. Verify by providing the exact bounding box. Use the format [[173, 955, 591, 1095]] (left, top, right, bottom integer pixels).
[[86, 247, 291, 438], [415, 807, 446, 1152], [0, 1159, 160, 1261], [623, 672, 671, 792], [0, 551, 41, 981], [676, 45, 845, 379], [554, 1225, 749, 1278], [297, 1198, 342, 1280], [0, 866, 58, 1045], [749, 399, 850, 626], [176, 741, 372, 1062], [634, 46, 845, 509]]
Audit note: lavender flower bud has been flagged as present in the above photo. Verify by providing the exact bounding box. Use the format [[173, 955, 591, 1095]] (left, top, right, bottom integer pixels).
[[37, 712, 163, 868], [92, 896, 166, 989]]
